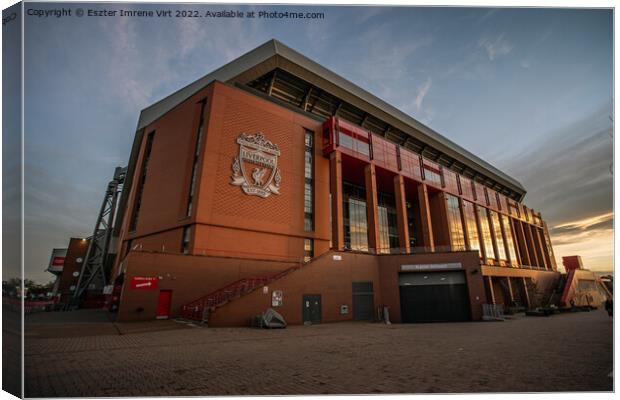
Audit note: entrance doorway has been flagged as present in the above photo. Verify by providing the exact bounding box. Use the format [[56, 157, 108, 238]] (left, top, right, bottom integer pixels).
[[352, 282, 374, 320], [399, 271, 470, 322], [156, 290, 172, 319], [302, 294, 321, 324]]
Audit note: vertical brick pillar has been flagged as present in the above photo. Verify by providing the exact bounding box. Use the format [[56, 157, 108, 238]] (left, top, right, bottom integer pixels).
[[365, 164, 380, 254], [393, 175, 410, 254], [417, 183, 435, 252], [329, 151, 344, 251]]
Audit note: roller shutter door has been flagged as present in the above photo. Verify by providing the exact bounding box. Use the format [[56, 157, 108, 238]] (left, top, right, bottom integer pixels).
[[399, 271, 470, 322]]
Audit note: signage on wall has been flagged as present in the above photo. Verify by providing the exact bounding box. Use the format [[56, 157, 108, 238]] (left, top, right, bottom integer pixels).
[[401, 263, 462, 271], [272, 290, 283, 307], [47, 248, 67, 272], [129, 276, 159, 290], [230, 132, 282, 198]]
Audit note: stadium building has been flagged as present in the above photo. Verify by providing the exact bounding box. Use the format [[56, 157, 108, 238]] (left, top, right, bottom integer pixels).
[[108, 40, 563, 325]]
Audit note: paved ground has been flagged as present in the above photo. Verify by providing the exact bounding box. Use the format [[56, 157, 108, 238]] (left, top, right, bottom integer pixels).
[[24, 309, 613, 396]]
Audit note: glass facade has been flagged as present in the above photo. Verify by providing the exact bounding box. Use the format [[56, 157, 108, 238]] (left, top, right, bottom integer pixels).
[[423, 167, 442, 186], [501, 214, 518, 266], [304, 238, 314, 262], [343, 182, 368, 251], [462, 200, 481, 254], [446, 194, 466, 251], [304, 130, 314, 231], [377, 192, 399, 254], [478, 205, 496, 260], [489, 210, 507, 261], [338, 132, 370, 156], [186, 100, 207, 217], [129, 131, 155, 232], [181, 226, 191, 254]]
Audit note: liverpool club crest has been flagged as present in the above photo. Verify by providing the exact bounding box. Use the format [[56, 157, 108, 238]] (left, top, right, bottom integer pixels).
[[230, 132, 282, 198]]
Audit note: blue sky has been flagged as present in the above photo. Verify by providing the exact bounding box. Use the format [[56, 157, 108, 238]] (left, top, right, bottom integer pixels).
[[18, 4, 613, 282]]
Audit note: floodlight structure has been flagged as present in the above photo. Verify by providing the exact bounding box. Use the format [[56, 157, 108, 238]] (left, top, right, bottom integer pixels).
[[71, 166, 126, 307]]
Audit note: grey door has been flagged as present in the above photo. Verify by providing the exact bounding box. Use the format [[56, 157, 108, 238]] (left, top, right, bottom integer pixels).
[[352, 282, 374, 320], [302, 294, 321, 324]]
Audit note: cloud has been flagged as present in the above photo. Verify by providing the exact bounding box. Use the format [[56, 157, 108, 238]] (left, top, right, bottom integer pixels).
[[498, 102, 613, 272], [478, 33, 513, 61], [414, 77, 432, 111], [555, 212, 614, 231]]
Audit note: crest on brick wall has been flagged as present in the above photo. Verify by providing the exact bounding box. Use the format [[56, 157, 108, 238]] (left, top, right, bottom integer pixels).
[[231, 132, 281, 198]]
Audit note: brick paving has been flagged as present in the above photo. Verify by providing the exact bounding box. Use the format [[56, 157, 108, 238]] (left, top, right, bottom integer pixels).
[[24, 309, 613, 396]]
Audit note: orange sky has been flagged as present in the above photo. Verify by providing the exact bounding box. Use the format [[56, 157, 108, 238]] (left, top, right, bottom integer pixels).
[[549, 212, 613, 273]]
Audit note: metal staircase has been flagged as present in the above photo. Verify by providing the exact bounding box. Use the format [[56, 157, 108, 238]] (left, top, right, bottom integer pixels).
[[180, 265, 301, 323]]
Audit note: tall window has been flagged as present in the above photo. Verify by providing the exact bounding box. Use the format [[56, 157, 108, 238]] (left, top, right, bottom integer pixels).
[[377, 192, 399, 254], [446, 194, 466, 251], [489, 210, 507, 261], [181, 226, 191, 254], [502, 214, 518, 266], [478, 206, 496, 260], [186, 100, 207, 217], [462, 201, 481, 254], [304, 130, 314, 231], [304, 239, 314, 262], [129, 131, 155, 232], [343, 182, 368, 251]]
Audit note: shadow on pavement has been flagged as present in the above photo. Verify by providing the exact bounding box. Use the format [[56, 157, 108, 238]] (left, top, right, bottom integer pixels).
[[25, 309, 193, 338]]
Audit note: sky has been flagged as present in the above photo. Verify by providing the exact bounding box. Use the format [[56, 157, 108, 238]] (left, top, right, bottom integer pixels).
[[11, 3, 613, 282]]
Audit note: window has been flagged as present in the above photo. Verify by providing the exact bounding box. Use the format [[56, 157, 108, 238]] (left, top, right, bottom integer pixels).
[[462, 201, 481, 254], [422, 159, 442, 186], [377, 192, 399, 254], [423, 166, 442, 186], [502, 214, 518, 266], [478, 206, 496, 260], [304, 239, 314, 262], [304, 130, 314, 231], [186, 100, 207, 217], [129, 131, 155, 232], [343, 182, 368, 251], [338, 131, 370, 157], [489, 211, 507, 261], [446, 194, 466, 251], [181, 226, 191, 254]]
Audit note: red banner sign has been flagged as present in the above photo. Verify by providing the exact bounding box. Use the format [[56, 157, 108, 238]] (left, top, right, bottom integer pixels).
[[130, 276, 159, 290], [51, 256, 65, 266]]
